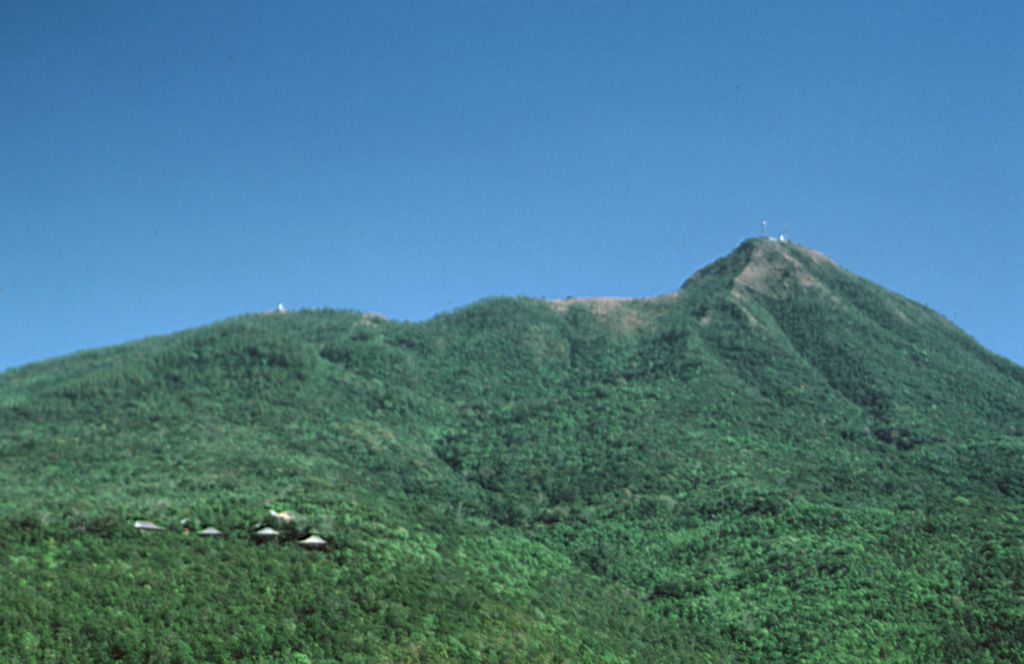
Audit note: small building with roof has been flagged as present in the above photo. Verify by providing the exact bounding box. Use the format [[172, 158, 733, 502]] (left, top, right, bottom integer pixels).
[[298, 534, 327, 550], [252, 526, 280, 542], [197, 527, 224, 538], [133, 520, 166, 534]]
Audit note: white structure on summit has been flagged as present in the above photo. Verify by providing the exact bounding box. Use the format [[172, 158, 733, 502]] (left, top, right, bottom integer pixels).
[[260, 303, 288, 315]]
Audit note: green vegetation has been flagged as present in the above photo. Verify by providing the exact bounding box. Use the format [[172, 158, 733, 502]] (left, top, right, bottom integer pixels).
[[2, 238, 1023, 662]]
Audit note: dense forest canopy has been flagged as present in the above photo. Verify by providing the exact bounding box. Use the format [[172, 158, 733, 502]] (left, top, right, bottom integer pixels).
[[2, 238, 1023, 663]]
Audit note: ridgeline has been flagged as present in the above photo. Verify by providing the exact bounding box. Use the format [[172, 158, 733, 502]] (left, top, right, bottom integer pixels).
[[2, 238, 1023, 663]]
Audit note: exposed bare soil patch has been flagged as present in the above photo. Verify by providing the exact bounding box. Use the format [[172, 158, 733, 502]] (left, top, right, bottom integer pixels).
[[543, 292, 682, 335]]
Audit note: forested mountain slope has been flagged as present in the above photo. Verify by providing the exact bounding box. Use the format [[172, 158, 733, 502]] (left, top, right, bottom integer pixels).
[[2, 238, 1023, 663]]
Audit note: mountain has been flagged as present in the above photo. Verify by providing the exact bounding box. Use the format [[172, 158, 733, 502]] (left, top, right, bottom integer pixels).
[[2, 237, 1023, 663]]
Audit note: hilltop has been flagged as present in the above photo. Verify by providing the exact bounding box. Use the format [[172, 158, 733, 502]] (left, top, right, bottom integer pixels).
[[2, 238, 1023, 663]]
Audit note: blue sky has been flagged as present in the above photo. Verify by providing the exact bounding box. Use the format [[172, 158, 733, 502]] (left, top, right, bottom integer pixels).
[[3, 1, 1022, 372]]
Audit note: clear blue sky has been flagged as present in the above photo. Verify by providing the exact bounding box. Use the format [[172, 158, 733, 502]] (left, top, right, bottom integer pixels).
[[3, 1, 1022, 372]]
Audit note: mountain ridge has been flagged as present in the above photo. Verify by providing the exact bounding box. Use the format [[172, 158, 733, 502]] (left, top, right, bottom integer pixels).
[[1, 238, 1023, 662]]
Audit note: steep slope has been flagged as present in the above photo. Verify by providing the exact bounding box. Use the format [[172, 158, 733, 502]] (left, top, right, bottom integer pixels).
[[681, 238, 1024, 445], [2, 238, 1023, 663]]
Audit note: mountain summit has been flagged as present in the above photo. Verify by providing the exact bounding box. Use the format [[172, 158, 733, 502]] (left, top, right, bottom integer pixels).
[[667, 238, 1024, 447], [2, 239, 1023, 662], [685, 236, 840, 296]]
